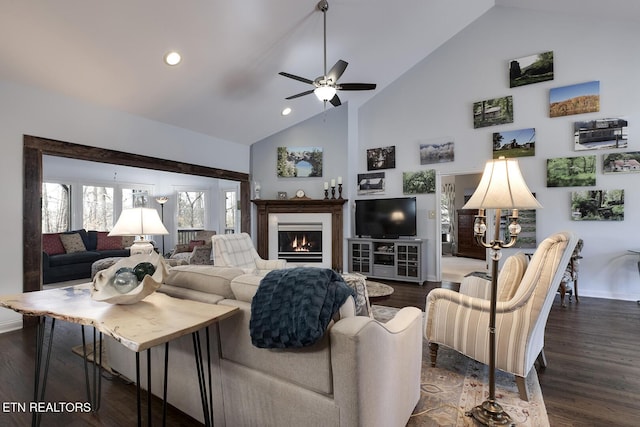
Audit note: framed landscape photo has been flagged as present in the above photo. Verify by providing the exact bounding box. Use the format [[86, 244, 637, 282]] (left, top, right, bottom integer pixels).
[[574, 117, 628, 151], [549, 81, 600, 118], [492, 128, 535, 158], [419, 138, 454, 164], [603, 151, 640, 174], [547, 155, 596, 187], [367, 146, 396, 170], [571, 189, 624, 221], [402, 170, 436, 194], [509, 51, 554, 88], [473, 96, 514, 129], [357, 172, 385, 195], [277, 146, 323, 177]]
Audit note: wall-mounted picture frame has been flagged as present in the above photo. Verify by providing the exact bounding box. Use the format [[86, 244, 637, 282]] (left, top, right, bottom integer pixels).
[[419, 138, 454, 164], [547, 155, 596, 187], [501, 195, 537, 248], [402, 170, 435, 194], [492, 128, 535, 158], [277, 146, 323, 178], [473, 95, 514, 129], [603, 151, 640, 174], [357, 172, 385, 195], [509, 51, 554, 88], [571, 189, 624, 221], [366, 146, 396, 170], [277, 191, 288, 200], [574, 117, 628, 151], [549, 81, 600, 118]]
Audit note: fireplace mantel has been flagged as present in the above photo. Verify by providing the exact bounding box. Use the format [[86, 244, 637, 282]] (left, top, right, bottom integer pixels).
[[252, 199, 348, 271]]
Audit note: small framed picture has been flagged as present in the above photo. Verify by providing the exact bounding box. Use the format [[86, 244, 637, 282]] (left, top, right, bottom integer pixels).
[[277, 191, 288, 200]]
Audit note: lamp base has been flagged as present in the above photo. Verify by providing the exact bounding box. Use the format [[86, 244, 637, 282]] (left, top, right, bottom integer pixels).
[[468, 399, 514, 426], [130, 240, 155, 255]]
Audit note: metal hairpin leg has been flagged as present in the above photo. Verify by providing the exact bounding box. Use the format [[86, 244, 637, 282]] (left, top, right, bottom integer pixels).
[[193, 327, 213, 427], [135, 343, 170, 427], [32, 316, 56, 427], [80, 325, 102, 412]]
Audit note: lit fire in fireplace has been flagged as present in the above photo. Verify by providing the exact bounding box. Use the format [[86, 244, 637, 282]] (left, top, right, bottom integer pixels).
[[292, 234, 311, 252]]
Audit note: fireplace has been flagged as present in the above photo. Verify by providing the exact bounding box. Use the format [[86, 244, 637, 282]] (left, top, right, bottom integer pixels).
[[277, 223, 323, 263]]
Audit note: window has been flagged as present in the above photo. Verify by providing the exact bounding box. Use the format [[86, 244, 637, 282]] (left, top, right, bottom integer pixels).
[[177, 191, 206, 229], [83, 185, 114, 231], [42, 182, 71, 233], [224, 189, 237, 234]]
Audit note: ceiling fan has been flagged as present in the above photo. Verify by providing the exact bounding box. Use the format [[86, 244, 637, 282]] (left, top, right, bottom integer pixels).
[[279, 0, 376, 107]]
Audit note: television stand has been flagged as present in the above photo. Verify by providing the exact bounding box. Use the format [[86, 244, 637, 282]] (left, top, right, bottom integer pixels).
[[348, 237, 427, 285]]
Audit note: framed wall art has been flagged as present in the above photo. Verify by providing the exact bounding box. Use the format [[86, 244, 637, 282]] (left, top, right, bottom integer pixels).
[[574, 117, 628, 151], [367, 146, 396, 170], [277, 146, 323, 177], [603, 152, 640, 174], [571, 189, 624, 221], [419, 138, 454, 164], [547, 155, 596, 187], [493, 128, 535, 158], [402, 170, 435, 194], [549, 81, 600, 118], [357, 172, 385, 195], [473, 95, 514, 129], [509, 51, 554, 88]]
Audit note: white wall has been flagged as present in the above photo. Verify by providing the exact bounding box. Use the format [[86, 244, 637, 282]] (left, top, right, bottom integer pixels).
[[358, 6, 640, 300], [0, 80, 249, 331]]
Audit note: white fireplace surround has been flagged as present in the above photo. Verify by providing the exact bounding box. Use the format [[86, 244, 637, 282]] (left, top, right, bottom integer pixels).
[[268, 213, 332, 268]]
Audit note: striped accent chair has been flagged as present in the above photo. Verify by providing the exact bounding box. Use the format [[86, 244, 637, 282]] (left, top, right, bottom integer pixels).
[[212, 232, 287, 274], [425, 231, 579, 401]]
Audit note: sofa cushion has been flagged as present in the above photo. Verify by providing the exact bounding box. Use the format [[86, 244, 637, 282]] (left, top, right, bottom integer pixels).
[[163, 265, 244, 299], [42, 233, 65, 255], [48, 251, 102, 267], [60, 232, 87, 253], [96, 231, 125, 250]]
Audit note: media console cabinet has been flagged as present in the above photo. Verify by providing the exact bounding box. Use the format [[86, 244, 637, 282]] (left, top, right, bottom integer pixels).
[[347, 238, 427, 285]]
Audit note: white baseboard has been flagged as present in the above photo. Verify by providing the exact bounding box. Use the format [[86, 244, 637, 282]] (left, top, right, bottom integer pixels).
[[0, 319, 23, 334]]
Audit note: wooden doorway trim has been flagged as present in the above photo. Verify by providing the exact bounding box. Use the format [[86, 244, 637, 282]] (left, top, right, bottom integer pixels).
[[23, 135, 251, 295]]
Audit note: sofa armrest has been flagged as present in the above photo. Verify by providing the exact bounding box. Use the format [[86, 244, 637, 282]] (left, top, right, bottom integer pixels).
[[254, 258, 287, 271], [330, 307, 423, 427]]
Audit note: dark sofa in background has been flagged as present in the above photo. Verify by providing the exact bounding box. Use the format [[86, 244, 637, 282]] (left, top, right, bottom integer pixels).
[[42, 229, 131, 284]]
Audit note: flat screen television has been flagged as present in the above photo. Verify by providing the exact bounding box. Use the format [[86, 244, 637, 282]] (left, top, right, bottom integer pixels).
[[355, 197, 417, 239]]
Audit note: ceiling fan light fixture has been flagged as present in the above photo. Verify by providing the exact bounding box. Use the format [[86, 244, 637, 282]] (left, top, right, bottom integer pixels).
[[314, 85, 336, 101], [163, 51, 182, 66]]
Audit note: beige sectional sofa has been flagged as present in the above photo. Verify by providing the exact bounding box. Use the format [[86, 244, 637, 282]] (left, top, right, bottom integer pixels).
[[106, 265, 423, 427]]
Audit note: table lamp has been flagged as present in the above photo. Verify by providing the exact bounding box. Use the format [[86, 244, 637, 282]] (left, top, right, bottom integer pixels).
[[462, 156, 542, 425], [109, 207, 169, 255]]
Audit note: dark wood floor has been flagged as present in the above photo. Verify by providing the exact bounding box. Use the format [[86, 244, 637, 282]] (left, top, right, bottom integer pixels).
[[1, 280, 639, 426]]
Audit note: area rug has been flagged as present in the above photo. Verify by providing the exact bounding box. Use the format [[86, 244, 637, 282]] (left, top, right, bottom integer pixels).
[[366, 280, 394, 298], [371, 305, 549, 427]]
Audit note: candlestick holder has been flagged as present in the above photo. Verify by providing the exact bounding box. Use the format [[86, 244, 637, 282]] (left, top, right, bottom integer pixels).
[[324, 189, 329, 199], [331, 186, 336, 199], [338, 183, 343, 199]]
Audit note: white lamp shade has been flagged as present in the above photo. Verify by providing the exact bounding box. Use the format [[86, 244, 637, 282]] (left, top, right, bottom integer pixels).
[[463, 157, 542, 210], [314, 85, 337, 101], [108, 208, 169, 236]]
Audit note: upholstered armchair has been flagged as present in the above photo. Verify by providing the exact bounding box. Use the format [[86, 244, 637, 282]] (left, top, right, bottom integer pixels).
[[169, 230, 216, 264], [425, 231, 579, 401], [212, 232, 286, 274]]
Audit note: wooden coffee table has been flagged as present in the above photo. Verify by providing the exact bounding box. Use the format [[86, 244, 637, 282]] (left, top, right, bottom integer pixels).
[[0, 284, 237, 426]]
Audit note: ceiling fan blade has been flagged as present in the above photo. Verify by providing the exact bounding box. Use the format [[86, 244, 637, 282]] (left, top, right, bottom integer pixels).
[[279, 72, 314, 85], [339, 83, 377, 91], [329, 94, 342, 107], [327, 60, 348, 83], [285, 89, 315, 100]]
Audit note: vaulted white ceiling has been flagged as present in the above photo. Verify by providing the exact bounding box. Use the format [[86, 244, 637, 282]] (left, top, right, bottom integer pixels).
[[1, 0, 638, 145]]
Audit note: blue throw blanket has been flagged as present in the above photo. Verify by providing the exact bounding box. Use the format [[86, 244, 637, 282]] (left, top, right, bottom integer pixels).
[[250, 267, 355, 349]]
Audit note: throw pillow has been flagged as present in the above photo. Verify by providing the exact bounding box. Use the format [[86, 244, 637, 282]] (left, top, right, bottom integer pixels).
[[189, 239, 206, 251], [42, 233, 65, 255], [59, 232, 87, 253], [96, 231, 124, 250], [340, 272, 373, 318]]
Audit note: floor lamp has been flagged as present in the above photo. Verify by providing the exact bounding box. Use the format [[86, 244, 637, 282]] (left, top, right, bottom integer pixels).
[[155, 196, 169, 255], [462, 156, 541, 426]]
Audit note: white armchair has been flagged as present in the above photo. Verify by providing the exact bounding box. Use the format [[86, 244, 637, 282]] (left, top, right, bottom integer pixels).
[[425, 231, 579, 401], [212, 232, 286, 274]]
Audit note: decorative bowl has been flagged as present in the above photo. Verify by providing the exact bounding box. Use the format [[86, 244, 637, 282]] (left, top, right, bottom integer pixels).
[[91, 252, 168, 304]]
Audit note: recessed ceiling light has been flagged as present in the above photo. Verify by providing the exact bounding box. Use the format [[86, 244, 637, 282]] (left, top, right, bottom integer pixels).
[[164, 51, 182, 66], [281, 107, 292, 116]]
